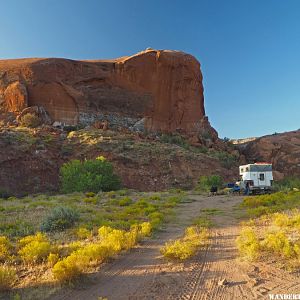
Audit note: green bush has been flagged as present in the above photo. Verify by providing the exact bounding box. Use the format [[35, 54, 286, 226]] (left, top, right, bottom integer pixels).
[[273, 176, 300, 192], [160, 133, 189, 149], [60, 156, 121, 193], [41, 206, 79, 232], [19, 113, 41, 128], [197, 175, 223, 192]]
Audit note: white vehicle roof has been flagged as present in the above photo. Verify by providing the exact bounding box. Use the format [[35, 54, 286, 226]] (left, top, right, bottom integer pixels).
[[240, 163, 272, 172]]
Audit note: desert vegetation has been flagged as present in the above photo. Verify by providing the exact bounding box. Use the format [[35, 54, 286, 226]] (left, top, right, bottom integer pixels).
[[60, 156, 121, 193], [236, 191, 300, 269], [0, 188, 186, 296], [160, 225, 209, 260], [196, 175, 223, 193]]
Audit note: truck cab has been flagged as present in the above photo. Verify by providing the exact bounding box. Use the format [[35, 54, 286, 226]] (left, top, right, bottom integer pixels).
[[239, 163, 273, 194]]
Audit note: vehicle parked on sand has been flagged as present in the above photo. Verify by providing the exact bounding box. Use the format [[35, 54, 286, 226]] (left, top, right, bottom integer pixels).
[[239, 163, 273, 194]]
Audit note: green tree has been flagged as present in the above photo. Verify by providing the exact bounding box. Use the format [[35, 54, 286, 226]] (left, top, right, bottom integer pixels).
[[197, 175, 223, 192], [60, 156, 121, 193]]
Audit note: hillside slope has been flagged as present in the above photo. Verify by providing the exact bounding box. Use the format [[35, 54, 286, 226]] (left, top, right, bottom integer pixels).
[[0, 125, 238, 196], [237, 130, 300, 179]]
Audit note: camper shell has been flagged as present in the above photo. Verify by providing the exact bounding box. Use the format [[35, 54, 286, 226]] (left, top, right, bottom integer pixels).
[[239, 163, 273, 194]]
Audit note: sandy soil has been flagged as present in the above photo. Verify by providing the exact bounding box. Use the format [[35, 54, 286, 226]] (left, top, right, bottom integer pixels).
[[50, 194, 300, 300]]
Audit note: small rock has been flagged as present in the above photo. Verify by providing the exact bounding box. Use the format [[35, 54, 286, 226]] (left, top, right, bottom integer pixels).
[[218, 278, 228, 286], [249, 277, 261, 286], [52, 121, 62, 128]]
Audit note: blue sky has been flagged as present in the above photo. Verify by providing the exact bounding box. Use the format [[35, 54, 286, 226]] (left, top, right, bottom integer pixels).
[[1, 0, 299, 138]]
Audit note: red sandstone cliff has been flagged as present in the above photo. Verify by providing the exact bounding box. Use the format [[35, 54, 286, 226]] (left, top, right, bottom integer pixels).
[[237, 130, 300, 179], [0, 49, 216, 138]]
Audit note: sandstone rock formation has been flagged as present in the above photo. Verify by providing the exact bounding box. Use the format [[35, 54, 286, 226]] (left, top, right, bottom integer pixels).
[[238, 130, 300, 179], [0, 49, 215, 137], [0, 81, 27, 112]]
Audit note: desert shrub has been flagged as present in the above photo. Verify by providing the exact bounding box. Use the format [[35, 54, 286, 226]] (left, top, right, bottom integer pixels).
[[0, 265, 16, 291], [52, 254, 85, 282], [164, 196, 184, 208], [47, 253, 60, 267], [18, 232, 47, 247], [0, 220, 34, 238], [236, 227, 260, 261], [160, 133, 189, 149], [149, 194, 161, 201], [19, 113, 41, 128], [18, 233, 51, 263], [118, 197, 133, 206], [262, 231, 295, 259], [192, 216, 213, 228], [139, 222, 152, 237], [211, 151, 237, 168], [60, 156, 121, 193], [53, 223, 152, 282], [196, 175, 223, 192], [161, 225, 209, 260], [41, 206, 79, 232], [85, 192, 96, 198], [98, 226, 113, 239], [76, 227, 92, 240], [273, 212, 291, 227], [0, 237, 11, 261], [83, 197, 98, 204], [273, 176, 300, 192], [242, 191, 300, 217], [0, 188, 11, 199]]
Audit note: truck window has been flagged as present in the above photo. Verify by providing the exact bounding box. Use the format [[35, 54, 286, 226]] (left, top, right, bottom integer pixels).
[[259, 173, 265, 181]]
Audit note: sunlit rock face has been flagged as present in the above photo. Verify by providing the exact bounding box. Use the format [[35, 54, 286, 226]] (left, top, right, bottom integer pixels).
[[0, 49, 213, 135]]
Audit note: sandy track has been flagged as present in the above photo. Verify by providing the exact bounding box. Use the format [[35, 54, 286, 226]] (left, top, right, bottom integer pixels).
[[50, 195, 300, 300]]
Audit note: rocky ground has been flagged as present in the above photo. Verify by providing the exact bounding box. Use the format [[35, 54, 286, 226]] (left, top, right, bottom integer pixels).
[[0, 122, 239, 196]]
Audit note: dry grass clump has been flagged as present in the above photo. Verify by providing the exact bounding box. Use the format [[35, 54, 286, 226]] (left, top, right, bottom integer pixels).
[[0, 265, 16, 291], [160, 225, 209, 260]]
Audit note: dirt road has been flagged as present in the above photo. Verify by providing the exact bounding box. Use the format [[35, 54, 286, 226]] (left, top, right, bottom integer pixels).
[[50, 195, 300, 300]]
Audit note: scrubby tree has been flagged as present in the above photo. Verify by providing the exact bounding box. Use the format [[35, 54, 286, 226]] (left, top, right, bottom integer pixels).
[[60, 156, 121, 193], [197, 175, 223, 192]]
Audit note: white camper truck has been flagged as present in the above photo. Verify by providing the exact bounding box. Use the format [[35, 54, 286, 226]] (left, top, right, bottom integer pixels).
[[239, 163, 273, 194]]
